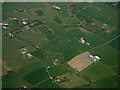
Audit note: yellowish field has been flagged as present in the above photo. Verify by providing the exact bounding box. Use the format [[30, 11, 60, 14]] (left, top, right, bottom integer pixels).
[[68, 51, 92, 72]]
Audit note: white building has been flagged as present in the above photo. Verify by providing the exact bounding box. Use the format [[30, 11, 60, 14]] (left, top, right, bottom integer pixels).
[[50, 77, 53, 79], [3, 26, 7, 29], [53, 62, 56, 65], [86, 42, 90, 46], [26, 53, 32, 58], [9, 33, 14, 37], [12, 18, 17, 20], [53, 5, 61, 10], [80, 37, 85, 44], [88, 55, 100, 62], [22, 21, 27, 25], [47, 66, 50, 69], [55, 59, 59, 61], [4, 23, 9, 26], [81, 39, 85, 44], [22, 51, 26, 55], [55, 79, 60, 82], [95, 56, 100, 60], [104, 23, 107, 26]]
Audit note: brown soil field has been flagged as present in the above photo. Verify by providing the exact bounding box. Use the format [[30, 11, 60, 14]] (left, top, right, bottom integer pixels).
[[68, 51, 93, 72]]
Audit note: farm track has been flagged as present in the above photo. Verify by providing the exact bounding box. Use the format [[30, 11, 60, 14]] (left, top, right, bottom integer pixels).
[[31, 78, 50, 88], [89, 35, 120, 51], [87, 35, 120, 77], [99, 61, 117, 76]]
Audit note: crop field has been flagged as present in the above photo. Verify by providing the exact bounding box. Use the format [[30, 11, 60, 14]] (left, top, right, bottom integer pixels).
[[2, 2, 119, 89], [68, 52, 92, 72]]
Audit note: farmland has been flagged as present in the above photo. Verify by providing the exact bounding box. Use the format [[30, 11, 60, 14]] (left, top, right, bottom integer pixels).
[[2, 2, 119, 89]]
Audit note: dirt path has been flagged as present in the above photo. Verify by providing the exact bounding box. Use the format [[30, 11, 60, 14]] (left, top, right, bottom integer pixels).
[[99, 61, 117, 76], [89, 35, 120, 51], [110, 64, 120, 68], [31, 78, 50, 88]]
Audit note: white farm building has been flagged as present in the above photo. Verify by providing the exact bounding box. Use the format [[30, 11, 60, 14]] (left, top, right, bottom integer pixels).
[[53, 5, 61, 10], [88, 55, 100, 62]]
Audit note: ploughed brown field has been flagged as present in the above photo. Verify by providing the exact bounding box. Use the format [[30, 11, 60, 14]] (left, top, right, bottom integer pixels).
[[68, 51, 93, 72]]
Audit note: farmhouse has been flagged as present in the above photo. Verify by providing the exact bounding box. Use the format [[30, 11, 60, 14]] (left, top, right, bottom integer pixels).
[[103, 23, 107, 26], [3, 26, 7, 29], [80, 37, 85, 44], [86, 42, 90, 46], [1, 22, 9, 26], [88, 55, 100, 62], [53, 62, 56, 65], [21, 48, 33, 58], [2, 22, 9, 29], [19, 86, 27, 90], [4, 23, 9, 26], [55, 59, 59, 61], [53, 5, 61, 10], [50, 77, 53, 79], [22, 51, 26, 55], [26, 53, 32, 58], [22, 21, 28, 25], [12, 18, 17, 20], [55, 79, 60, 82], [8, 33, 14, 38], [47, 66, 50, 69]]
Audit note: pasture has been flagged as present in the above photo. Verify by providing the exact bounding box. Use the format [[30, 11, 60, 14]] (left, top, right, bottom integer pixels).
[[2, 2, 119, 88]]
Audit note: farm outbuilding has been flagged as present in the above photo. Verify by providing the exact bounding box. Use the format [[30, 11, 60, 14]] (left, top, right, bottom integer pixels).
[[88, 55, 100, 62], [22, 21, 28, 25], [80, 37, 85, 44], [53, 5, 61, 10]]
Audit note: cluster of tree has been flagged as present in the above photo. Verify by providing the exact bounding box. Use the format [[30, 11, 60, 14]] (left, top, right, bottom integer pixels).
[[35, 10, 44, 16], [54, 16, 62, 24]]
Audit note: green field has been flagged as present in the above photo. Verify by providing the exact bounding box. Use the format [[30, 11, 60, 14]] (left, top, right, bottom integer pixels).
[[2, 2, 119, 88]]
